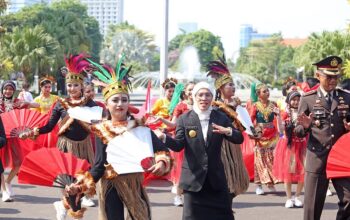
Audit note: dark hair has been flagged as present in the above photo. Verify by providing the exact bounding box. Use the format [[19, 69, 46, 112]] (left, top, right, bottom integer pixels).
[[180, 81, 195, 100], [22, 82, 30, 90], [215, 89, 221, 101], [306, 77, 319, 89], [164, 82, 176, 90], [282, 81, 297, 97], [40, 80, 52, 88], [340, 79, 350, 90], [84, 82, 94, 88]]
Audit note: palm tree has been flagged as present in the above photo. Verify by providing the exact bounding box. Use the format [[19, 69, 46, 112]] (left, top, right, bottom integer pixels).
[[0, 0, 7, 15], [101, 29, 157, 73], [2, 25, 60, 83]]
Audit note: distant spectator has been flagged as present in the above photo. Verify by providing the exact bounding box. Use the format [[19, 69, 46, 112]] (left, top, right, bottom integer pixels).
[[56, 67, 67, 96], [17, 82, 33, 102]]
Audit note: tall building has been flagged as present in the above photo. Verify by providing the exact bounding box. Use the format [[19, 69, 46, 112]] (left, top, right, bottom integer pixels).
[[178, 22, 198, 34], [6, 0, 50, 14], [80, 0, 124, 35], [240, 24, 271, 48]]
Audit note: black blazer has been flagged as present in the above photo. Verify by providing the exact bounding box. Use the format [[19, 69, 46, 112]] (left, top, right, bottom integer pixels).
[[165, 109, 243, 192]]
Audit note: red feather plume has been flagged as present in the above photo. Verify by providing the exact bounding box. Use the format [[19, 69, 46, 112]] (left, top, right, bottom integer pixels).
[[64, 54, 91, 75], [206, 54, 230, 79]]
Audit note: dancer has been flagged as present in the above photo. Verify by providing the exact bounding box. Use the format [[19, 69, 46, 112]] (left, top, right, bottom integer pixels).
[[273, 91, 306, 208], [66, 57, 172, 220], [0, 80, 37, 202], [23, 55, 97, 219], [33, 76, 59, 114], [151, 78, 177, 130], [206, 56, 249, 201], [158, 81, 243, 220], [250, 83, 280, 195]]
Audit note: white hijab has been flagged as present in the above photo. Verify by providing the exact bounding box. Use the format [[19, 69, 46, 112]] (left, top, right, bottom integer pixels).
[[192, 82, 215, 142]]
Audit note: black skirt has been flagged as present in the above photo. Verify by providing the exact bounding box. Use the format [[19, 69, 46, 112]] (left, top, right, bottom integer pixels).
[[183, 178, 234, 220]]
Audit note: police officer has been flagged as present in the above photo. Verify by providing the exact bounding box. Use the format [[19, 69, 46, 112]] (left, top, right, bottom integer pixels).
[[296, 56, 350, 220]]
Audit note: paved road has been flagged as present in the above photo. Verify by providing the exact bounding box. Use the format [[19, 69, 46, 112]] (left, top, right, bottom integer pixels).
[[0, 176, 338, 220]]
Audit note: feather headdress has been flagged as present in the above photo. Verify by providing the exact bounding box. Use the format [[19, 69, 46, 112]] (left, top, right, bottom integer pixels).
[[64, 54, 90, 83], [87, 54, 132, 101], [206, 54, 233, 89]]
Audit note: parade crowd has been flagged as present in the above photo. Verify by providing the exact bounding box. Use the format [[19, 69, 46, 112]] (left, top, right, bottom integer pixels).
[[0, 54, 350, 220]]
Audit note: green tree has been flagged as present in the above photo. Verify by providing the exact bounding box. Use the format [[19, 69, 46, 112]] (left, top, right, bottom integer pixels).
[[0, 0, 102, 64], [0, 0, 7, 15], [2, 25, 59, 82], [235, 34, 296, 85], [101, 23, 158, 73], [179, 29, 224, 69], [294, 31, 350, 77]]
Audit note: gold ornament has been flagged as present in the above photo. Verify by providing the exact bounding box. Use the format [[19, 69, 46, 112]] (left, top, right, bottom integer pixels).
[[331, 58, 338, 67], [315, 120, 321, 127], [188, 130, 197, 138]]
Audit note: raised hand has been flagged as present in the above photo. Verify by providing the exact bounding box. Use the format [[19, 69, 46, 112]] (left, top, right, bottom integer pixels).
[[147, 161, 166, 176], [212, 123, 232, 135], [297, 113, 313, 129], [343, 119, 350, 131]]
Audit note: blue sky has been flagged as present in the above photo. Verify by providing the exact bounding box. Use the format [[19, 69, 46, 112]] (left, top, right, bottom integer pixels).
[[124, 0, 350, 59]]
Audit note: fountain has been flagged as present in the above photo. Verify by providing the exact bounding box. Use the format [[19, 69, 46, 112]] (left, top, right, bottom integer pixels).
[[130, 46, 263, 106]]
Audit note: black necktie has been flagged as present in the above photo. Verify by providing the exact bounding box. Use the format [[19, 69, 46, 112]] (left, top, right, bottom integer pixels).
[[326, 93, 332, 106]]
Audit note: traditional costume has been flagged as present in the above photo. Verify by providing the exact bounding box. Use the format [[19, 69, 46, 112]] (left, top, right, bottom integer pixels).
[[151, 78, 178, 123], [250, 84, 279, 186], [207, 56, 249, 197], [273, 91, 307, 183], [32, 55, 95, 164], [33, 76, 59, 114], [75, 56, 172, 220]]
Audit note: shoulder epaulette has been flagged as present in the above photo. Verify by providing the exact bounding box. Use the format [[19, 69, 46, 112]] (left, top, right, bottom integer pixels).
[[302, 90, 317, 97], [337, 87, 350, 94]]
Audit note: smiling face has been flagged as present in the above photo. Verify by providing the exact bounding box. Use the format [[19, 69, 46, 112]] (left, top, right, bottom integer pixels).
[[195, 88, 213, 111], [66, 82, 82, 99], [106, 93, 129, 121], [289, 95, 300, 109], [2, 85, 15, 99]]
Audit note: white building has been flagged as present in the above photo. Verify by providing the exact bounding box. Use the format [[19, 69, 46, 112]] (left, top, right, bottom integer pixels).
[[6, 0, 51, 14], [80, 0, 124, 35]]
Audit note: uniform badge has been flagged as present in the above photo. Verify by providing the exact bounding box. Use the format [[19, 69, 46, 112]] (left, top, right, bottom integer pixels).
[[188, 130, 197, 138], [331, 58, 338, 67], [315, 120, 321, 127]]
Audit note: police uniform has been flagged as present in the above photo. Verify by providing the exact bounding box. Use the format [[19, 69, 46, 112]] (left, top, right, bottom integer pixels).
[[295, 56, 350, 220]]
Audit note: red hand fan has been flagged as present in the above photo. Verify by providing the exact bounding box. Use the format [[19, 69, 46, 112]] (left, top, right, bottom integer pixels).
[[141, 157, 155, 171], [18, 148, 90, 188], [327, 132, 350, 179], [144, 113, 162, 130], [0, 109, 48, 138]]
